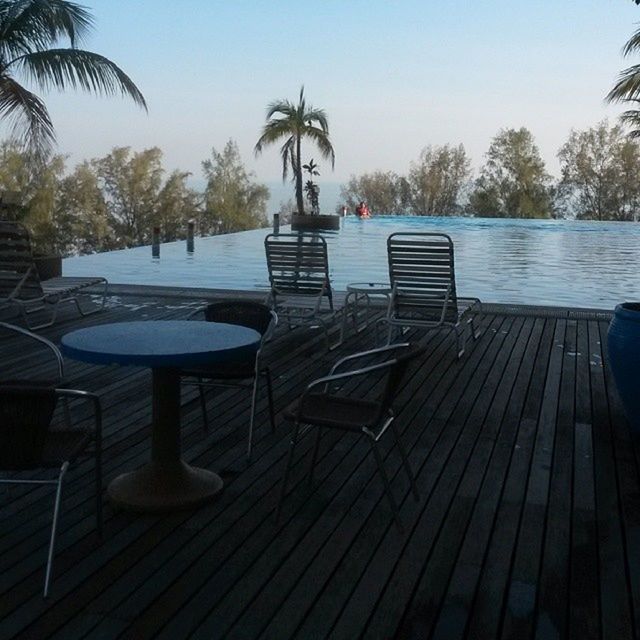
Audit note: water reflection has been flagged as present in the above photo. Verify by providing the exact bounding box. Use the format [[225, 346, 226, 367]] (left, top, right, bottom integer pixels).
[[64, 216, 640, 309]]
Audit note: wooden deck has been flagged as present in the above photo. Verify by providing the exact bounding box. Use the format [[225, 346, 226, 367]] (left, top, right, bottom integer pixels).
[[0, 290, 638, 639]]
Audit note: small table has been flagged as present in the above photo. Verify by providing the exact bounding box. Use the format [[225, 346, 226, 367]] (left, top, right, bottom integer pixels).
[[61, 320, 260, 512], [340, 282, 392, 343]]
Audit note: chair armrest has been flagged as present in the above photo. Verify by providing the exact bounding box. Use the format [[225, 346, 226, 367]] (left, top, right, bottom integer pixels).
[[55, 388, 102, 445], [0, 321, 64, 381], [329, 342, 410, 375], [295, 359, 396, 421]]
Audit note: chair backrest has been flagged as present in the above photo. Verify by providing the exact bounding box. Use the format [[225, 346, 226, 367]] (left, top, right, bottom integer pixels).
[[378, 343, 425, 416], [265, 233, 332, 303], [0, 221, 43, 301], [387, 232, 458, 322], [0, 385, 57, 470], [202, 300, 276, 337]]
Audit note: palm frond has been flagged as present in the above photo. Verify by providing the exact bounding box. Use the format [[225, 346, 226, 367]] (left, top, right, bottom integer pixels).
[[12, 49, 147, 109], [0, 0, 93, 54], [0, 74, 54, 158], [264, 99, 296, 121], [303, 126, 335, 168], [254, 119, 295, 155], [607, 63, 640, 103], [622, 25, 640, 58], [279, 137, 294, 181], [303, 107, 330, 132]]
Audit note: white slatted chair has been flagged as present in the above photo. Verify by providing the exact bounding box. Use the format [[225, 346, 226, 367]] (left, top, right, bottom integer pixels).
[[264, 233, 335, 348], [385, 232, 482, 357], [0, 221, 108, 329]]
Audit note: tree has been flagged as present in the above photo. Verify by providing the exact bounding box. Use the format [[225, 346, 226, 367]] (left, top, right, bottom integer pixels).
[[93, 146, 164, 247], [156, 170, 199, 242], [407, 144, 471, 216], [255, 86, 334, 215], [0, 0, 146, 158], [202, 139, 269, 234], [469, 128, 553, 218], [557, 120, 640, 220], [0, 140, 65, 252], [340, 171, 409, 215], [55, 160, 109, 254]]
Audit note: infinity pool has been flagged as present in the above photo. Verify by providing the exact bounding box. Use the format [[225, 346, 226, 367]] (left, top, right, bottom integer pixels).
[[63, 216, 640, 309]]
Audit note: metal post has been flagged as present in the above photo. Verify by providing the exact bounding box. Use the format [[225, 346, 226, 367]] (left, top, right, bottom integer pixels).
[[273, 213, 280, 235], [152, 226, 160, 258], [187, 220, 194, 253]]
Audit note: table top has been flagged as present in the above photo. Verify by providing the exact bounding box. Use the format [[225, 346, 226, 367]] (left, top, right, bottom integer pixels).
[[61, 321, 261, 368], [346, 282, 392, 294]]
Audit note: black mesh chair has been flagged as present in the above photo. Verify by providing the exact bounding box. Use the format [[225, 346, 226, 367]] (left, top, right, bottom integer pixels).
[[182, 300, 278, 461], [0, 385, 103, 598], [276, 342, 424, 530]]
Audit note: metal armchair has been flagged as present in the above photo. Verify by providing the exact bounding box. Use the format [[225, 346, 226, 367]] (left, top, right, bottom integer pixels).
[[0, 385, 103, 598], [276, 342, 424, 530], [181, 300, 278, 461]]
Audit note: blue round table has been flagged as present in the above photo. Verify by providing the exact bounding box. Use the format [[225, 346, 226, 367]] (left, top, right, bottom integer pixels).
[[61, 320, 261, 512]]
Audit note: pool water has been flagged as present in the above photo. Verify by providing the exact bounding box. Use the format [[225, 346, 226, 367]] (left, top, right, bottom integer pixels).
[[63, 216, 640, 309]]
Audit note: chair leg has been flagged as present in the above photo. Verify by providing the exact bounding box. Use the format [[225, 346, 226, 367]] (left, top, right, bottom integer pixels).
[[454, 324, 465, 359], [275, 421, 301, 524], [264, 368, 276, 433], [369, 436, 403, 532], [44, 462, 69, 598], [247, 374, 260, 462], [308, 428, 322, 485], [198, 380, 209, 434], [390, 420, 419, 500], [95, 445, 103, 537]]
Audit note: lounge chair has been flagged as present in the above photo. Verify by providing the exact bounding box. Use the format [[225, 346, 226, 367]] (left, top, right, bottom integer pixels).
[[0, 221, 108, 329], [264, 233, 335, 348], [385, 232, 482, 357]]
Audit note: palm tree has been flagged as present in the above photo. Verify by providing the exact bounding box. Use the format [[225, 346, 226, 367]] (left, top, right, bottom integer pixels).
[[255, 86, 334, 215], [0, 0, 147, 158], [607, 23, 640, 136]]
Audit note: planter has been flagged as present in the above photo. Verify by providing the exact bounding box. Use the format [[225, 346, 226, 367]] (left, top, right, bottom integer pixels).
[[608, 302, 640, 433], [291, 214, 340, 231], [33, 254, 62, 280]]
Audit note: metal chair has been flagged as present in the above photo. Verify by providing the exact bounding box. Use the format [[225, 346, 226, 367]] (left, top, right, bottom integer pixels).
[[0, 384, 103, 598], [275, 342, 424, 531], [0, 221, 108, 329], [386, 232, 482, 357], [181, 300, 277, 462], [264, 233, 335, 349]]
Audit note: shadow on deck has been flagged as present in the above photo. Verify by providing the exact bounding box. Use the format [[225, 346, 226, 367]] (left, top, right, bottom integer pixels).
[[0, 289, 638, 639]]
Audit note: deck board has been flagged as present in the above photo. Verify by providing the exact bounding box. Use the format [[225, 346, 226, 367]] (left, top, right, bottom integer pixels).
[[0, 291, 638, 639]]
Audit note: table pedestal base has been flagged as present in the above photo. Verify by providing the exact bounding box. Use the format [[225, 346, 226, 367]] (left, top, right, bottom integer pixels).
[[107, 460, 223, 512]]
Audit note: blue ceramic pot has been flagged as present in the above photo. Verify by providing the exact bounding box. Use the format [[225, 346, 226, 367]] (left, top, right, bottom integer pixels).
[[608, 302, 640, 433]]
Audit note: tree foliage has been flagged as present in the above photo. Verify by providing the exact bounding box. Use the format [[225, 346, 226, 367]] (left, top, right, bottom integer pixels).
[[469, 128, 552, 218], [407, 144, 471, 216], [202, 139, 269, 234], [340, 171, 409, 215], [0, 0, 146, 158], [255, 86, 334, 215], [557, 120, 640, 221]]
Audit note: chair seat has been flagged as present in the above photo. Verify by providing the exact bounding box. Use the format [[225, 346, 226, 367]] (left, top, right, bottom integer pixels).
[[41, 429, 92, 467], [182, 360, 257, 381], [284, 393, 383, 432]]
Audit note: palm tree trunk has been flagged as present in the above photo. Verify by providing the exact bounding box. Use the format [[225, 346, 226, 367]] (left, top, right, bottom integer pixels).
[[295, 134, 305, 214]]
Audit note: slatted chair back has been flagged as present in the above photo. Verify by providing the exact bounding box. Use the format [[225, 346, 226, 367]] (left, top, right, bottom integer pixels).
[[379, 343, 425, 416], [0, 385, 57, 469], [265, 233, 332, 306], [387, 232, 459, 323], [0, 221, 44, 302], [203, 300, 275, 337]]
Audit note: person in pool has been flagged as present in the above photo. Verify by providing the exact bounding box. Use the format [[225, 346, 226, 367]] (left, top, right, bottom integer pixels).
[[355, 201, 371, 218]]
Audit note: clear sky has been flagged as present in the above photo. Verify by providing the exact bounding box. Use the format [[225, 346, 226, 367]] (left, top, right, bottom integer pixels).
[[21, 0, 640, 186]]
